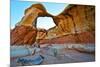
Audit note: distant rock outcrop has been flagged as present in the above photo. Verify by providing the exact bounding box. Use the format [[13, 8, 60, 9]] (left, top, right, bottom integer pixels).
[[11, 4, 95, 45]]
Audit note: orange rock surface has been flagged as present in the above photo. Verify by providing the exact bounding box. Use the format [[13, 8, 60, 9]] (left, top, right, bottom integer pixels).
[[11, 4, 95, 45], [11, 25, 37, 45]]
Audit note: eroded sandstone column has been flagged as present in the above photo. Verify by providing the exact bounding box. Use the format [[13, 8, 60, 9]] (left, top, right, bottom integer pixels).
[[11, 4, 48, 45]]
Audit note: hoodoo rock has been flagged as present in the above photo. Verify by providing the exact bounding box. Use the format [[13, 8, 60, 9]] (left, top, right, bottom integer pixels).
[[11, 4, 95, 45]]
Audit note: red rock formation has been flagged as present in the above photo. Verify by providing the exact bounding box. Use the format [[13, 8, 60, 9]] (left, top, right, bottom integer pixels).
[[11, 25, 37, 45], [45, 5, 95, 44], [39, 31, 95, 44], [36, 28, 47, 40], [18, 4, 52, 27], [47, 5, 95, 38], [11, 4, 95, 45]]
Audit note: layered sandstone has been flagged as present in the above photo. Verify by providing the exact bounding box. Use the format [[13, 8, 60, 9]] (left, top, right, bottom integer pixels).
[[47, 5, 95, 39], [11, 4, 95, 45], [43, 5, 95, 44], [39, 31, 95, 44], [11, 4, 49, 45], [17, 4, 52, 27], [11, 25, 37, 45]]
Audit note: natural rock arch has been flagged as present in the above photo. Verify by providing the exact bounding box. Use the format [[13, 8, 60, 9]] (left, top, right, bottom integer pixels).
[[11, 4, 95, 45], [18, 4, 54, 27]]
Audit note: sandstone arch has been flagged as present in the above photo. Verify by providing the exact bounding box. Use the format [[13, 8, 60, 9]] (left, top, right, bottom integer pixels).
[[11, 4, 95, 45], [11, 4, 53, 45], [18, 4, 53, 27]]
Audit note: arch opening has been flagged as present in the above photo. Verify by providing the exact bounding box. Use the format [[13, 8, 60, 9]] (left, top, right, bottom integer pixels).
[[36, 17, 56, 30]]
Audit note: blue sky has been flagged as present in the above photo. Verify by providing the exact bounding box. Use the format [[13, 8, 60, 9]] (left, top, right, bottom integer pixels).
[[11, 0, 69, 29], [37, 17, 55, 30]]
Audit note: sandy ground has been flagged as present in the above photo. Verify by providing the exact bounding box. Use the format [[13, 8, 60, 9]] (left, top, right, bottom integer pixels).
[[10, 44, 95, 67]]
